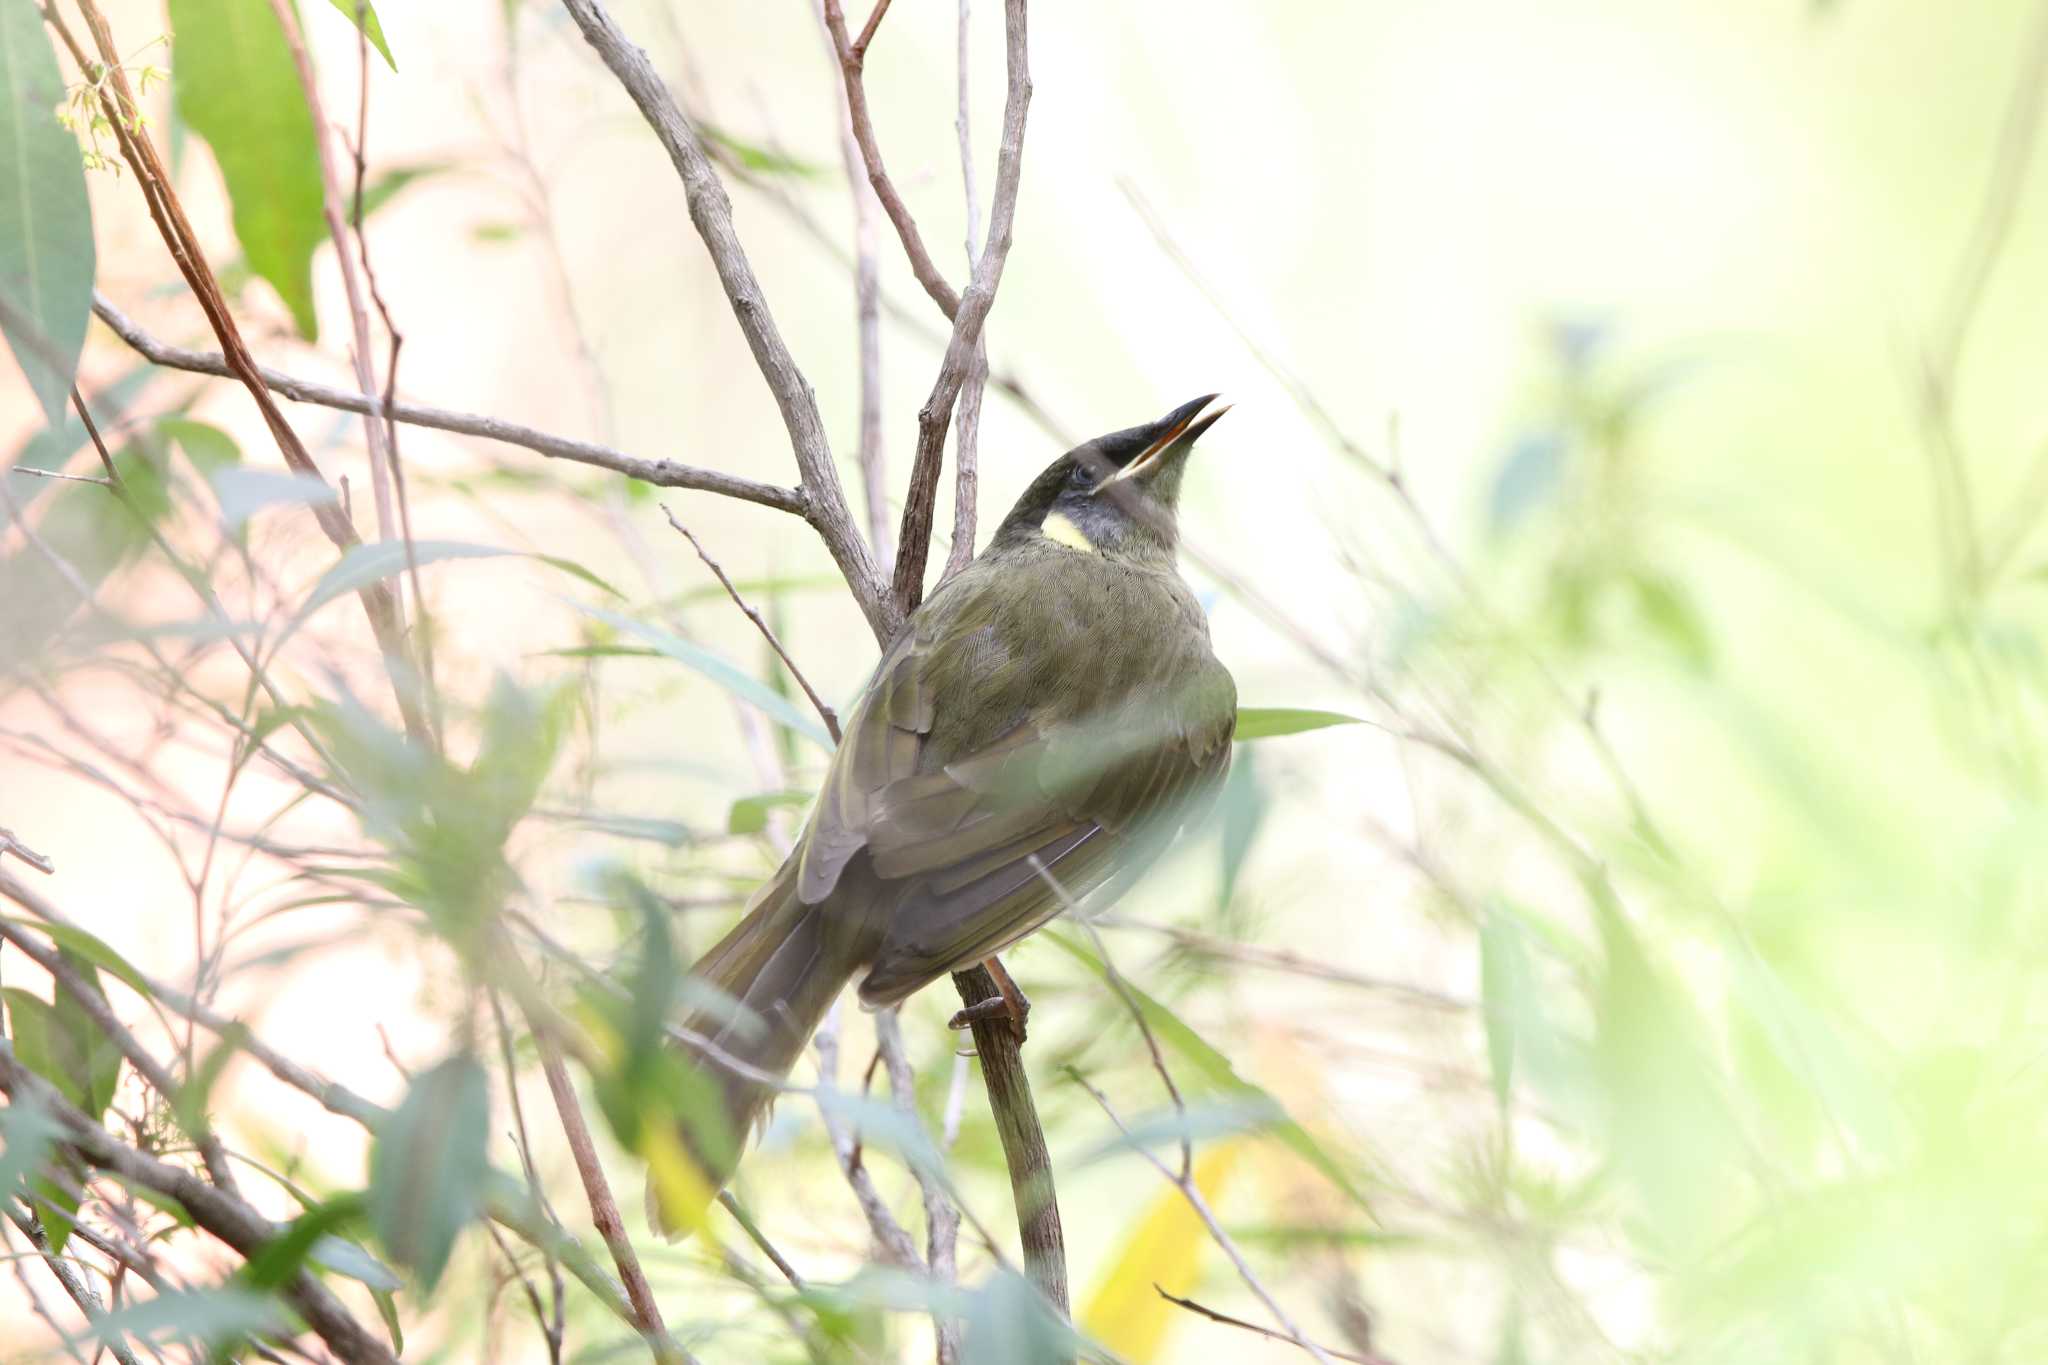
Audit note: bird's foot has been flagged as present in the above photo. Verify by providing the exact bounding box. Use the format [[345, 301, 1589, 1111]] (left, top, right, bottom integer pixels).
[[948, 957, 1031, 1042]]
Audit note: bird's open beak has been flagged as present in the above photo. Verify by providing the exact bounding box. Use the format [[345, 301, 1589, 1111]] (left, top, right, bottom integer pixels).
[[1101, 393, 1231, 490]]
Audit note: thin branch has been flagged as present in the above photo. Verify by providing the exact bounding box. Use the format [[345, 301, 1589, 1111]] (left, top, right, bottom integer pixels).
[[949, 965, 1068, 1322], [49, 0, 428, 744], [814, 0, 893, 564], [0, 916, 244, 1198], [812, 1006, 928, 1270], [661, 506, 842, 742], [942, 0, 987, 584], [528, 1021, 685, 1364], [88, 294, 807, 515], [891, 0, 1031, 613], [1154, 1286, 1394, 1365], [0, 1043, 397, 1365], [1073, 1073, 1336, 1365], [557, 0, 894, 638], [716, 1192, 805, 1290], [821, 0, 962, 320], [875, 1008, 963, 1365], [1090, 915, 1470, 1012], [0, 829, 56, 875], [5, 1207, 145, 1365], [4, 467, 111, 488]]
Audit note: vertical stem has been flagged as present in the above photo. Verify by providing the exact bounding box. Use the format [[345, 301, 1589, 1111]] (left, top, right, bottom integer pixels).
[[951, 966, 1069, 1324]]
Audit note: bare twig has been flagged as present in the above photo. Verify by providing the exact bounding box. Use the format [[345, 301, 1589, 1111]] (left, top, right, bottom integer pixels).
[[1090, 915, 1470, 1012], [557, 0, 894, 638], [942, 0, 988, 584], [661, 506, 842, 743], [0, 829, 55, 875], [5, 1207, 144, 1365], [528, 1022, 685, 1364], [0, 1043, 397, 1365], [821, 0, 962, 320], [4, 467, 110, 488], [875, 1008, 963, 1365], [716, 1192, 805, 1290], [88, 294, 807, 515], [890, 0, 1031, 614], [812, 1006, 928, 1270], [48, 0, 428, 744], [489, 995, 566, 1363], [814, 1, 893, 563], [1154, 1286, 1394, 1365], [1074, 1073, 1335, 1365]]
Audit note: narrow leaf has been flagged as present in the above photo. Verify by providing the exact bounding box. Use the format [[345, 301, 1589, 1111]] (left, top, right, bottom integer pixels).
[[322, 0, 396, 70], [1233, 707, 1366, 741], [369, 1054, 489, 1293], [0, 3, 95, 423], [576, 604, 834, 750], [169, 0, 326, 338]]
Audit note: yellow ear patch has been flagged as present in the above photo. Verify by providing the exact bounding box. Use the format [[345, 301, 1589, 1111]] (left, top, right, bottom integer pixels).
[[1042, 510, 1098, 553]]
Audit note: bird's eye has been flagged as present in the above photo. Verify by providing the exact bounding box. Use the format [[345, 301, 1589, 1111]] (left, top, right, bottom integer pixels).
[[1072, 461, 1100, 488]]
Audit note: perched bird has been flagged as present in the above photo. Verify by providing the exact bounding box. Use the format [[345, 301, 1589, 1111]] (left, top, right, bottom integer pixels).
[[658, 395, 1237, 1223]]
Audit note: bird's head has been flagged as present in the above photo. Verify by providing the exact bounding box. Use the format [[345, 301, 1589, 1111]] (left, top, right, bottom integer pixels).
[[993, 394, 1230, 563]]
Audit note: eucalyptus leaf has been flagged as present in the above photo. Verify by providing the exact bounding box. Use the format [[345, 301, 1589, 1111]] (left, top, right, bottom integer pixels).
[[169, 0, 326, 338], [0, 2, 95, 423], [576, 604, 834, 750], [1233, 707, 1366, 741], [322, 0, 397, 70], [369, 1054, 489, 1293]]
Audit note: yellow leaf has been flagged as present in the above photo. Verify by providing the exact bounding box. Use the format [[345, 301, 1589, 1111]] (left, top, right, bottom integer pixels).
[[1080, 1140, 1246, 1361]]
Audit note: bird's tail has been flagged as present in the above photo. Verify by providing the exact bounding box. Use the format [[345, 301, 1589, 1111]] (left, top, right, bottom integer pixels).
[[649, 864, 855, 1235]]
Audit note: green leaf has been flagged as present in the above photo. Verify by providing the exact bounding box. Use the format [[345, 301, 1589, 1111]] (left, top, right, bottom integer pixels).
[[1479, 908, 1530, 1112], [727, 789, 812, 835], [1488, 430, 1566, 537], [0, 917, 153, 1001], [156, 416, 243, 479], [173, 1021, 249, 1139], [294, 539, 620, 632], [241, 1194, 364, 1290], [1628, 570, 1712, 670], [5, 362, 156, 517], [170, 0, 326, 339], [85, 1287, 284, 1350], [369, 1054, 489, 1293], [575, 604, 834, 750], [0, 1094, 62, 1200], [0, 2, 95, 423], [1233, 707, 1367, 741], [355, 162, 448, 220], [210, 466, 337, 530], [1044, 930, 1373, 1209], [4, 979, 121, 1123], [322, 0, 396, 71]]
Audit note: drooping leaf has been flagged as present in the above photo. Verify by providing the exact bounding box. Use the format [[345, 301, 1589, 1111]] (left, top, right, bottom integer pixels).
[[0, 916, 154, 1000], [0, 1093, 62, 1200], [4, 978, 121, 1124], [321, 0, 396, 70], [1233, 707, 1367, 741], [173, 1021, 249, 1139], [368, 1054, 489, 1293], [355, 162, 449, 220], [211, 467, 338, 531], [1070, 1098, 1283, 1168], [169, 0, 326, 339], [294, 539, 621, 635], [576, 604, 834, 750], [0, 2, 95, 423]]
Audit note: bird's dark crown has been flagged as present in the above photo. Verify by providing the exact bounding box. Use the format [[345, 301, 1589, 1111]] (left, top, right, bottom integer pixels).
[[992, 395, 1226, 563]]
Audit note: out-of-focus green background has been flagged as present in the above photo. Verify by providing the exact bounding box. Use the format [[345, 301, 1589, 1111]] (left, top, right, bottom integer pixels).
[[8, 0, 2048, 1360]]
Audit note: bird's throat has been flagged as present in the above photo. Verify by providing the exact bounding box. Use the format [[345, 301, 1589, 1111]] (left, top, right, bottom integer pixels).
[[1040, 511, 1098, 554]]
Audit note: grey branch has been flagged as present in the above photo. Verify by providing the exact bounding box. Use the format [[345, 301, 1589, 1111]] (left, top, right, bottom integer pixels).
[[0, 1042, 396, 1365], [891, 0, 1031, 613], [90, 294, 807, 516], [557, 0, 895, 639]]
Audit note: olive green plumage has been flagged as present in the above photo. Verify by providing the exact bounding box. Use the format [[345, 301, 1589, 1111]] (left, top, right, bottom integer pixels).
[[657, 396, 1236, 1224]]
